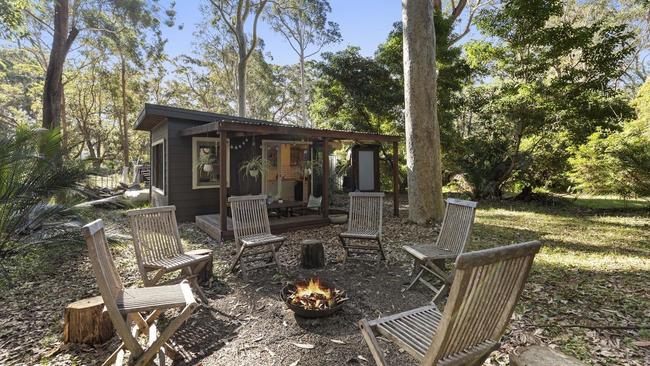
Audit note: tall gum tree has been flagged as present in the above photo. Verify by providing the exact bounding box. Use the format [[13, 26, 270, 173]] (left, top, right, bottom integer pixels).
[[268, 0, 340, 126], [402, 0, 445, 224], [208, 0, 269, 117]]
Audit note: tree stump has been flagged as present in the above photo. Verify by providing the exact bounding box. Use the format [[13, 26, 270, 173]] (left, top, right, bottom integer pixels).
[[510, 346, 586, 366], [63, 296, 114, 344], [301, 239, 325, 268], [187, 249, 213, 284]]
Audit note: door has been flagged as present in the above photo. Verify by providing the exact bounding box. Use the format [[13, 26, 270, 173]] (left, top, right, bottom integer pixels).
[[358, 150, 375, 191], [353, 145, 380, 192]]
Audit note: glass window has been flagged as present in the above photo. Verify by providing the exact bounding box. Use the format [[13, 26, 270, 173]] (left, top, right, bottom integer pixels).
[[152, 140, 165, 193], [192, 137, 229, 189]]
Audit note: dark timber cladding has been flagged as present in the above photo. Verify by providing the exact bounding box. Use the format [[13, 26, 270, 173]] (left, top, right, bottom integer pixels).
[[134, 103, 401, 233]]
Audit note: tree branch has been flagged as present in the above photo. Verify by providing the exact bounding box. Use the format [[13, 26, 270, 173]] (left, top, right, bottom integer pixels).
[[244, 0, 268, 61]]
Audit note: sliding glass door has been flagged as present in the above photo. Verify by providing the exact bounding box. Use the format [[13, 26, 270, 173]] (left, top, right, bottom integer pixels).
[[262, 141, 312, 202]]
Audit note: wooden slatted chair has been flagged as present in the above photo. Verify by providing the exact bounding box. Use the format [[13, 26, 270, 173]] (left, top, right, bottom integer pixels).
[[359, 241, 541, 366], [339, 192, 385, 260], [228, 195, 286, 275], [127, 206, 211, 303], [402, 198, 477, 297], [82, 219, 198, 366]]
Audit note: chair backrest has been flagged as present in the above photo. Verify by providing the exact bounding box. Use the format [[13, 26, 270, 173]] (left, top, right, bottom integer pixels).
[[127, 206, 184, 268], [229, 195, 272, 247], [435, 198, 477, 255], [424, 241, 541, 365], [307, 194, 322, 209], [347, 192, 384, 235], [81, 220, 142, 353]]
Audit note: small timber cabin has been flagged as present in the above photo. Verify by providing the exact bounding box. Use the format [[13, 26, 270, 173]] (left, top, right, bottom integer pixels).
[[134, 103, 401, 241]]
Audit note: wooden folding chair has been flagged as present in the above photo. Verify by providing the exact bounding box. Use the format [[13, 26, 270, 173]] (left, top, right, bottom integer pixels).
[[127, 206, 212, 303], [339, 192, 385, 260], [360, 241, 541, 366], [82, 219, 198, 366], [228, 195, 286, 276], [402, 198, 477, 298]]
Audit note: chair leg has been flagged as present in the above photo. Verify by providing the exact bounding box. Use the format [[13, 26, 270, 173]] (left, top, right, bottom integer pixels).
[[359, 319, 388, 366], [432, 282, 449, 305], [402, 267, 425, 292], [190, 276, 209, 303], [376, 238, 385, 260], [271, 241, 283, 270], [229, 245, 246, 273], [133, 302, 198, 366], [338, 235, 349, 260]]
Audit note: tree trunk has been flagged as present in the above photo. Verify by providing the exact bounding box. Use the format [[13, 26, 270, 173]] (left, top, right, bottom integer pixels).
[[299, 50, 308, 126], [402, 0, 445, 224], [237, 22, 248, 117], [63, 296, 114, 345], [42, 0, 78, 131], [120, 54, 130, 167], [237, 58, 247, 117], [300, 239, 325, 268]]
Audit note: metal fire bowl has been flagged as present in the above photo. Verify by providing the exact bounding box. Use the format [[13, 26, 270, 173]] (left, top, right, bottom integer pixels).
[[281, 281, 346, 318]]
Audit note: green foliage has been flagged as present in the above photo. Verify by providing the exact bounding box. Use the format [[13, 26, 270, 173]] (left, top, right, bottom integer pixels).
[[0, 127, 88, 259], [569, 86, 650, 200], [454, 0, 635, 198], [513, 132, 573, 193], [268, 0, 341, 56], [311, 46, 402, 133], [0, 0, 27, 37]]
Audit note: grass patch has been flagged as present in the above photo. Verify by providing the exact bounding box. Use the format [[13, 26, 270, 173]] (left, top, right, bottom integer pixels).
[[471, 198, 650, 364]]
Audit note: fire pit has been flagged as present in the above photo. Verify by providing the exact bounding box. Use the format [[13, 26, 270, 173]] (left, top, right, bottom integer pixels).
[[281, 278, 348, 318]]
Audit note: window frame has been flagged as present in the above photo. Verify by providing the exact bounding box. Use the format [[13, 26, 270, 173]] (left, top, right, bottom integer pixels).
[[192, 137, 230, 190], [151, 138, 166, 195]]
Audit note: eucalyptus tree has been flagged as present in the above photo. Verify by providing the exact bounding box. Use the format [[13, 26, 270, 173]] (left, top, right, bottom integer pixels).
[[207, 0, 269, 117], [402, 0, 444, 223], [0, 0, 173, 157], [268, 0, 340, 126]]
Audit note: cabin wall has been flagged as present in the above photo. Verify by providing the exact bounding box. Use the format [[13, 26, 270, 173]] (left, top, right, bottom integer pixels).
[[230, 136, 262, 196], [165, 119, 220, 222], [151, 119, 264, 222]]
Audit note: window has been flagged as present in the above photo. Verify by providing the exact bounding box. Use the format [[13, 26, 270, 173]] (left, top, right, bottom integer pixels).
[[192, 137, 229, 189], [151, 139, 165, 194]]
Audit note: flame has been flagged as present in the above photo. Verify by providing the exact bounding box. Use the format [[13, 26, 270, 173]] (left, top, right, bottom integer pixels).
[[288, 278, 341, 310], [294, 278, 332, 300]]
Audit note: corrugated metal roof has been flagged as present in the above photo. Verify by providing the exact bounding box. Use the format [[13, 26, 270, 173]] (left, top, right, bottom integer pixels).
[[135, 103, 399, 141]]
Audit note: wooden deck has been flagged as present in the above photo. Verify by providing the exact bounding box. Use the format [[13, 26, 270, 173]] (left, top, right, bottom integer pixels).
[[195, 214, 330, 241]]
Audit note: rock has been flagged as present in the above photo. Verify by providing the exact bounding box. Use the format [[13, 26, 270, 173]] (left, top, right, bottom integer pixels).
[[123, 189, 149, 202], [510, 346, 586, 366], [74, 195, 127, 209]]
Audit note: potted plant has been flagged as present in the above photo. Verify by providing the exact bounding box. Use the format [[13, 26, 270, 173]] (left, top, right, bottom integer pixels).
[[301, 159, 322, 177], [196, 154, 217, 173], [240, 156, 270, 180]]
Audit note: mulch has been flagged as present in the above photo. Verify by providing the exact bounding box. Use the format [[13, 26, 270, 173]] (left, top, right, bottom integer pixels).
[[0, 197, 647, 365]]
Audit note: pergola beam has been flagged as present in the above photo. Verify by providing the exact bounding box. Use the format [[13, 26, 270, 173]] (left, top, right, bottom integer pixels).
[[219, 132, 228, 236], [180, 121, 400, 142], [322, 138, 330, 218]]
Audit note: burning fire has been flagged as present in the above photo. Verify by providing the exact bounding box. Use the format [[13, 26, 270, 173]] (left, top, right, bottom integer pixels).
[[287, 278, 346, 311]]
